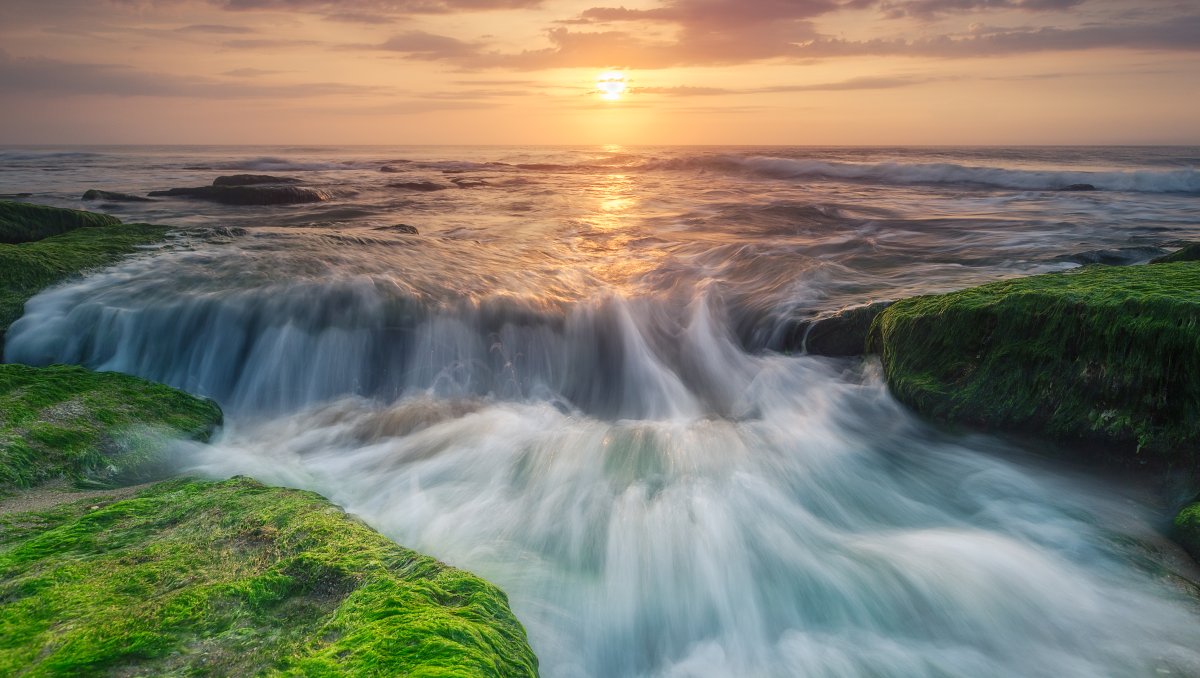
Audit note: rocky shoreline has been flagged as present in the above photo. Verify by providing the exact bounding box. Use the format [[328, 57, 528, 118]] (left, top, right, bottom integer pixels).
[[2, 196, 1199, 672], [795, 249, 1200, 559], [0, 201, 538, 676]]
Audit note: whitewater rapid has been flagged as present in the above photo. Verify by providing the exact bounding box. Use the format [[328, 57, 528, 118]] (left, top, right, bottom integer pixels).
[[9, 258, 1200, 677], [5, 144, 1200, 677]]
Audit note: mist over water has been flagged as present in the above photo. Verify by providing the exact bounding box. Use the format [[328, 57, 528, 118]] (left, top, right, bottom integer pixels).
[[5, 145, 1200, 676]]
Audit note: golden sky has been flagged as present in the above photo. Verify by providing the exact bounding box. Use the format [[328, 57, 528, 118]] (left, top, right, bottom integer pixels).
[[1, 0, 1197, 144]]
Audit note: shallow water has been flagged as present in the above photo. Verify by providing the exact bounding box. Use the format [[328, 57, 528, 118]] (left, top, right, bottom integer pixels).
[[4, 145, 1200, 676]]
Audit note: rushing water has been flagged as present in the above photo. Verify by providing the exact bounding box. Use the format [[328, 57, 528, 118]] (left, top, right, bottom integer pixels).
[[4, 145, 1200, 676]]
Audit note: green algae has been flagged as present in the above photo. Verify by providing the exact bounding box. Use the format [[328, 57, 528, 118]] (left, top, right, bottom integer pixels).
[[0, 476, 539, 677], [1172, 502, 1200, 560], [0, 201, 121, 245], [1152, 243, 1200, 265], [868, 262, 1200, 465], [0, 221, 169, 336], [0, 364, 222, 495]]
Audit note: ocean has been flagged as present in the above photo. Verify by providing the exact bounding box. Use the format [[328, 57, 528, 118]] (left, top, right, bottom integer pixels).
[[3, 145, 1200, 676]]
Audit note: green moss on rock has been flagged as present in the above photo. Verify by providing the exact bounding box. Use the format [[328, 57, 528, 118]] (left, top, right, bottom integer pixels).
[[868, 262, 1200, 465], [0, 364, 222, 494], [1151, 243, 1200, 265], [1173, 502, 1200, 560], [0, 221, 168, 336], [0, 201, 122, 245], [0, 476, 539, 677]]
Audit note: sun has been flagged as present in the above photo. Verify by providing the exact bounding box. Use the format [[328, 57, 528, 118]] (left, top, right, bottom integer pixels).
[[596, 71, 628, 101]]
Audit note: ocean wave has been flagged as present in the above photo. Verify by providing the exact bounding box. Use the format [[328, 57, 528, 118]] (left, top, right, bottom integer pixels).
[[0, 150, 103, 162], [193, 156, 374, 172], [643, 155, 1200, 193]]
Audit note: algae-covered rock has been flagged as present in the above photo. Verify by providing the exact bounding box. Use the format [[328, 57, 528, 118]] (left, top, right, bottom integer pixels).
[[0, 364, 222, 494], [1173, 502, 1200, 560], [868, 263, 1200, 464], [0, 201, 121, 244], [0, 219, 168, 335], [1152, 243, 1200, 265], [0, 476, 539, 677]]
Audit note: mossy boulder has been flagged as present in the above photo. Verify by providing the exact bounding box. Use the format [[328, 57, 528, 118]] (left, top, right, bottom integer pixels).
[[0, 476, 539, 676], [0, 364, 223, 494], [868, 262, 1200, 465], [1152, 243, 1200, 265], [0, 201, 121, 244], [1173, 502, 1200, 560], [0, 220, 168, 337]]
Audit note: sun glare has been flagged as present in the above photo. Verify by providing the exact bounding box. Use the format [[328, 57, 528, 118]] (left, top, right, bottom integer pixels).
[[596, 71, 628, 101]]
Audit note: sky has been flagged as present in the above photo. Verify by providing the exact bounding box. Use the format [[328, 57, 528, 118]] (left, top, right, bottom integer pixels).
[[1, 0, 1197, 145]]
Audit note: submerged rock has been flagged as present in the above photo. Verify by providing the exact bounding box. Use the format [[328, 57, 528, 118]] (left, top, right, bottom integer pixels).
[[1060, 183, 1098, 191], [388, 181, 450, 192], [81, 189, 153, 202], [451, 177, 490, 188], [0, 364, 222, 494], [1052, 246, 1167, 266], [372, 224, 419, 234], [0, 200, 121, 244], [1152, 243, 1200, 264], [212, 173, 301, 186], [868, 263, 1200, 464], [0, 476, 539, 676], [148, 185, 326, 205]]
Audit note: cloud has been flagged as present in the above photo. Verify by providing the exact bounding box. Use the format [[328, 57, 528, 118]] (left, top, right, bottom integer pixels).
[[175, 23, 257, 34], [446, 10, 1200, 69], [221, 67, 287, 77], [322, 12, 395, 23], [371, 31, 481, 59], [221, 38, 322, 49], [0, 50, 380, 98], [210, 0, 543, 14], [880, 0, 1087, 20], [630, 74, 944, 96], [798, 14, 1200, 57]]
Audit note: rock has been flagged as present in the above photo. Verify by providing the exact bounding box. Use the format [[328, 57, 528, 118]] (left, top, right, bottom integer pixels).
[[803, 302, 893, 357], [868, 263, 1200, 465], [1053, 246, 1166, 266], [148, 185, 327, 205], [387, 181, 450, 192], [0, 200, 122, 244], [1174, 502, 1200, 560], [372, 224, 419, 234], [211, 174, 301, 187], [0, 476, 539, 676], [1059, 184, 1098, 191], [1151, 243, 1200, 264], [0, 209, 168, 336], [0, 363, 222, 494], [82, 189, 153, 202]]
